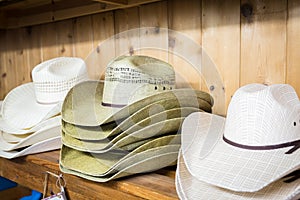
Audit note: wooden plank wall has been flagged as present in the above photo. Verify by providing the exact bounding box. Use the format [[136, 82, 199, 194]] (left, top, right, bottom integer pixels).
[[0, 0, 299, 115]]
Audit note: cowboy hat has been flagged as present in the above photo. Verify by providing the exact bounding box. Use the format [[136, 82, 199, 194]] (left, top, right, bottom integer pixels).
[[62, 117, 184, 153], [62, 107, 202, 152], [0, 136, 61, 159], [62, 81, 212, 126], [60, 134, 180, 176], [60, 149, 178, 182], [176, 151, 300, 200], [181, 84, 300, 192], [62, 55, 213, 127], [0, 116, 61, 151], [0, 57, 88, 131], [62, 94, 210, 140]]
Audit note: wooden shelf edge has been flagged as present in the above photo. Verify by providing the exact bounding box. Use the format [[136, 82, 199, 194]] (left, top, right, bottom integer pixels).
[[0, 0, 163, 29]]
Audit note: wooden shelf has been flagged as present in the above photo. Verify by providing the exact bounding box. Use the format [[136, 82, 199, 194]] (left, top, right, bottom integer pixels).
[[0, 0, 163, 29], [0, 150, 178, 199]]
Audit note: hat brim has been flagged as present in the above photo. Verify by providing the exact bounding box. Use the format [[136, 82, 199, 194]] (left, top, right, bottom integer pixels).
[[61, 134, 180, 176], [60, 150, 179, 182], [1, 83, 61, 130], [62, 81, 213, 126], [0, 136, 61, 159], [62, 96, 209, 140], [62, 117, 185, 153], [181, 112, 300, 192], [176, 151, 300, 200], [0, 116, 61, 151], [0, 114, 61, 135]]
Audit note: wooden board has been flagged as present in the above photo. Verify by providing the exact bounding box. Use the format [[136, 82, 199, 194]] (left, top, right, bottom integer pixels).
[[0, 29, 7, 99], [56, 19, 74, 57], [114, 7, 140, 56], [202, 0, 240, 115], [139, 1, 169, 62], [0, 150, 178, 200], [1, 0, 300, 111], [241, 0, 287, 86], [90, 11, 115, 80], [40, 22, 59, 61], [167, 0, 203, 90], [287, 0, 300, 96], [73, 15, 94, 60]]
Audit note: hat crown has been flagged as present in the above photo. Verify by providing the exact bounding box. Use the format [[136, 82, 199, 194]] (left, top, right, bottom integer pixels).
[[32, 57, 88, 104], [224, 84, 300, 146], [102, 55, 175, 107]]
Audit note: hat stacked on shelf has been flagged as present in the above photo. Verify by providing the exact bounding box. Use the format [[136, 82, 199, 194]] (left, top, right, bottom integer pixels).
[[0, 57, 88, 159], [176, 83, 300, 199], [59, 55, 214, 182]]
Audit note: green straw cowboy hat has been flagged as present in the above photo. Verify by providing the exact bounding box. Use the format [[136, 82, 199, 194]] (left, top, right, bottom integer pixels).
[[62, 107, 202, 152], [62, 94, 211, 141], [60, 136, 180, 182], [62, 55, 213, 127]]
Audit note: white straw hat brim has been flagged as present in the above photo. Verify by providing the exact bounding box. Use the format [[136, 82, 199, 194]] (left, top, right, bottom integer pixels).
[[0, 136, 61, 159], [0, 116, 61, 151], [0, 114, 61, 135], [181, 112, 300, 192], [1, 83, 61, 130], [176, 151, 300, 200]]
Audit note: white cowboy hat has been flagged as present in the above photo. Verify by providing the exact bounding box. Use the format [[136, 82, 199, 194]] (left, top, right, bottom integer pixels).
[[181, 84, 300, 192], [62, 55, 212, 127], [0, 57, 88, 131], [0, 116, 61, 151], [0, 136, 61, 159], [176, 151, 300, 200]]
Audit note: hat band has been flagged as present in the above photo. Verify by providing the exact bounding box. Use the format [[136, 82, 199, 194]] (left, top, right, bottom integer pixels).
[[283, 170, 300, 183], [101, 102, 126, 108], [223, 135, 300, 154]]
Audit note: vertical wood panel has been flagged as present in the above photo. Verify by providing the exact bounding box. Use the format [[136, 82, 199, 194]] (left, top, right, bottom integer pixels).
[[73, 16, 94, 59], [19, 27, 32, 84], [139, 1, 169, 62], [40, 23, 58, 61], [88, 12, 116, 80], [0, 29, 7, 99], [4, 29, 26, 94], [287, 0, 300, 96], [114, 7, 140, 56], [25, 25, 42, 78], [202, 0, 240, 115], [56, 19, 74, 57], [241, 0, 287, 85], [168, 0, 203, 90]]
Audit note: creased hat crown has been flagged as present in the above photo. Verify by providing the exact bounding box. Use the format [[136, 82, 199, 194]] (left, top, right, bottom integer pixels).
[[224, 84, 300, 146], [32, 57, 88, 104], [102, 55, 175, 108]]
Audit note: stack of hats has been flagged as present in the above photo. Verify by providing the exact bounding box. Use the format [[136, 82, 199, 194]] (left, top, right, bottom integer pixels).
[[59, 55, 214, 182], [176, 83, 300, 199], [0, 57, 88, 159]]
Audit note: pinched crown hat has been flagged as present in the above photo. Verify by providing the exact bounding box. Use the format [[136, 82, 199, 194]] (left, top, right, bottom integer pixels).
[[0, 57, 88, 131], [62, 55, 214, 127], [176, 151, 300, 200], [181, 83, 300, 192]]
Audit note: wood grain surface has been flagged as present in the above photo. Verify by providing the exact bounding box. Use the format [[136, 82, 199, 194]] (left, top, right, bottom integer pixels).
[[0, 0, 299, 114], [0, 150, 178, 200]]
